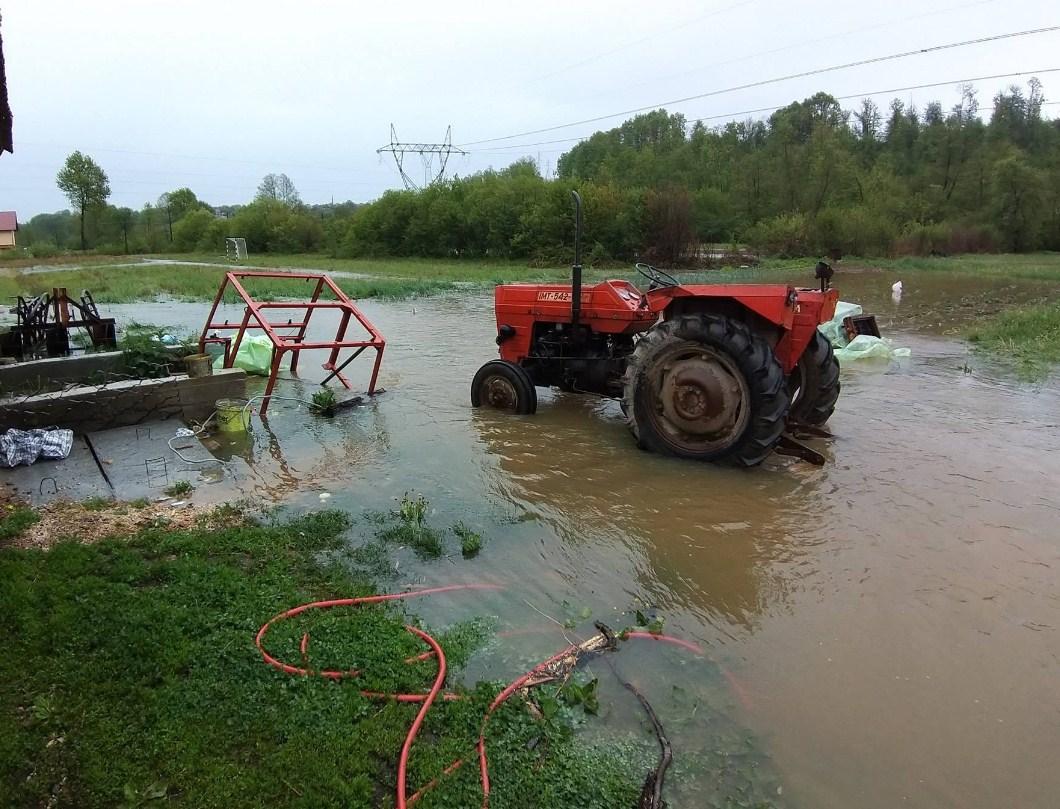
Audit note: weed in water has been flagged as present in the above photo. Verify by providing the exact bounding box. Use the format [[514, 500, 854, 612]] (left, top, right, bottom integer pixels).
[[163, 480, 194, 498], [452, 522, 483, 558], [309, 387, 338, 416], [379, 493, 444, 557]]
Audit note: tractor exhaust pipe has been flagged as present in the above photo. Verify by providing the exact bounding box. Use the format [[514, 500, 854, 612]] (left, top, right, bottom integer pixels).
[[570, 190, 583, 328]]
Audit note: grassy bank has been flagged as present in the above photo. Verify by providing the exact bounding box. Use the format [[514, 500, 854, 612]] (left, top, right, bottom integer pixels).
[[836, 253, 1060, 282], [0, 264, 464, 304], [968, 301, 1060, 378], [0, 507, 648, 808], [5, 252, 1059, 305], [157, 253, 575, 284]]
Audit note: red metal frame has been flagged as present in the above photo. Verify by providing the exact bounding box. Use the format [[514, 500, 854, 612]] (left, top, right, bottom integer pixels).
[[199, 271, 386, 415]]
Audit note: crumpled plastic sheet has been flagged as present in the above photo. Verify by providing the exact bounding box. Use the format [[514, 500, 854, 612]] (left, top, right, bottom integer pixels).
[[833, 334, 912, 363], [213, 334, 275, 376], [0, 428, 74, 468], [818, 300, 910, 364]]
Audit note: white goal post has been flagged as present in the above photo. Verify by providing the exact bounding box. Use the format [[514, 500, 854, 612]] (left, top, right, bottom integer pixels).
[[225, 237, 248, 261]]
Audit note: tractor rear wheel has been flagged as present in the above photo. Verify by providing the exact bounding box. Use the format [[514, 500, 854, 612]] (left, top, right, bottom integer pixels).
[[622, 314, 789, 466], [787, 331, 840, 426], [471, 360, 537, 415]]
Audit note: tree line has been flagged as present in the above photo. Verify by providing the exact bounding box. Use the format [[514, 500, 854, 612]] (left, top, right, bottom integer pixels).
[[340, 79, 1058, 262], [20, 165, 357, 257], [16, 78, 1060, 262]]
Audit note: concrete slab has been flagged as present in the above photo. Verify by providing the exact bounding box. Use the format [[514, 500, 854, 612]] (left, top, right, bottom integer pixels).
[[0, 435, 112, 506], [85, 421, 204, 500]]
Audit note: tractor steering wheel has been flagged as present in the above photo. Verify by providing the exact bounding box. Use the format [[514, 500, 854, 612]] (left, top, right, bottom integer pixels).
[[635, 262, 681, 289]]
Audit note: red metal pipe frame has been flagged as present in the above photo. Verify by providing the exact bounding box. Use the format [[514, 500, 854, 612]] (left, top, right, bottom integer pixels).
[[198, 271, 386, 415]]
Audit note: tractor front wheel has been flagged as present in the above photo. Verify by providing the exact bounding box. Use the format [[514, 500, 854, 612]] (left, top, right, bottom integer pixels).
[[471, 360, 537, 415], [622, 314, 789, 466], [787, 331, 840, 426]]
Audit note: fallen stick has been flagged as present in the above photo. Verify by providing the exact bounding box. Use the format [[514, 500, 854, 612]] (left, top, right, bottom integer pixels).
[[602, 651, 672, 809]]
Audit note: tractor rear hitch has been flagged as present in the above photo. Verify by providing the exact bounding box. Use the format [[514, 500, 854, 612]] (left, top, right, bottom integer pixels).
[[775, 433, 827, 466]]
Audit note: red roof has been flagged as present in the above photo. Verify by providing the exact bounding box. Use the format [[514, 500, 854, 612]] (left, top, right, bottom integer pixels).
[[0, 211, 16, 231]]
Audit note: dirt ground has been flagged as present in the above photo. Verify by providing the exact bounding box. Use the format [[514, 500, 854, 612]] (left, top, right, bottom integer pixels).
[[0, 482, 235, 551]]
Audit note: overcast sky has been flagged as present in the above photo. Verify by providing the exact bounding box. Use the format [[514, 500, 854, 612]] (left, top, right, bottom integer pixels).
[[1, 0, 1056, 217]]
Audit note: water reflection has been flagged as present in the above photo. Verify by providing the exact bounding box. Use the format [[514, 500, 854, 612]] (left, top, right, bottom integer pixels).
[[469, 399, 817, 632]]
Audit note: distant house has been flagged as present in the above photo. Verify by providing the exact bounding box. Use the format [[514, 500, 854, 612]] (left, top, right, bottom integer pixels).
[[0, 210, 16, 249]]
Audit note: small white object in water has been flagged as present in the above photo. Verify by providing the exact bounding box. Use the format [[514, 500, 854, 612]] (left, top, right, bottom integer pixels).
[[319, 492, 332, 501], [891, 279, 903, 303]]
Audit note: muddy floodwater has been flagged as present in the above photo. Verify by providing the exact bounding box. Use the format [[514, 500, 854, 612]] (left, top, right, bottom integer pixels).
[[110, 266, 1059, 809]]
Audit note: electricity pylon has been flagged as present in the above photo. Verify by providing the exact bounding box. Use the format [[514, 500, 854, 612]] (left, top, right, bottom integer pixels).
[[376, 125, 466, 190]]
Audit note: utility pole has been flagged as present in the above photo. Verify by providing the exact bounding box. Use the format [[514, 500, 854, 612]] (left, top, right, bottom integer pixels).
[[376, 125, 466, 190]]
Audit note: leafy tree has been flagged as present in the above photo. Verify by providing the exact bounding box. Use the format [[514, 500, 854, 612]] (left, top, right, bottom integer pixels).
[[112, 206, 135, 253], [55, 151, 110, 250], [991, 150, 1043, 251], [256, 173, 301, 206]]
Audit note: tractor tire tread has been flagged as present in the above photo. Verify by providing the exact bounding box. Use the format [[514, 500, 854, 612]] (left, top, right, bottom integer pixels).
[[789, 331, 840, 426], [622, 314, 789, 466]]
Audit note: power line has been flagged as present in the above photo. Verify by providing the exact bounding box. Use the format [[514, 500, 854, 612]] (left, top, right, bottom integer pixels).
[[459, 25, 1060, 147], [624, 0, 1003, 95], [465, 67, 1060, 154], [523, 0, 761, 84]]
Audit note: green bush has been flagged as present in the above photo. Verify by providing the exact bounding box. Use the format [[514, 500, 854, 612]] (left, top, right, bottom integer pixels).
[[746, 212, 810, 257], [28, 242, 61, 259]]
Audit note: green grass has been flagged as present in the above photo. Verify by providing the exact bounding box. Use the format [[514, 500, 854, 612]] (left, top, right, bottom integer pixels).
[[0, 505, 40, 541], [967, 301, 1060, 379], [0, 263, 465, 304], [81, 496, 114, 512], [0, 509, 650, 808], [9, 251, 1059, 307], [816, 252, 1060, 282], [160, 253, 574, 284]]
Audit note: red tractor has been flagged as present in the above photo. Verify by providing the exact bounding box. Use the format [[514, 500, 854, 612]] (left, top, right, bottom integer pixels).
[[471, 192, 841, 466]]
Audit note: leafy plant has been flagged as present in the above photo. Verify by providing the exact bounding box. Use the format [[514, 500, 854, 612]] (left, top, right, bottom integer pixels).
[[380, 493, 443, 557], [164, 480, 194, 498], [452, 522, 483, 558], [560, 677, 600, 715], [118, 324, 194, 379], [309, 387, 338, 416]]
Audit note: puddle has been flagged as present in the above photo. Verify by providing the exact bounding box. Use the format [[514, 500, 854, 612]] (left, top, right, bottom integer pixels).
[[103, 268, 1060, 809]]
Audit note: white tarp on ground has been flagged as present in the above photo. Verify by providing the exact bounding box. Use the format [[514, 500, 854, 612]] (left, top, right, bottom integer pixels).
[[818, 301, 910, 363], [0, 428, 74, 468]]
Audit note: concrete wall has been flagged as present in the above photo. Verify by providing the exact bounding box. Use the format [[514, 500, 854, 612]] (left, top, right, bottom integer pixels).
[[0, 351, 126, 391], [0, 368, 246, 432]]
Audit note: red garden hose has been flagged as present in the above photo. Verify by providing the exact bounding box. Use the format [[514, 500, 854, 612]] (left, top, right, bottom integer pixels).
[[255, 584, 704, 808]]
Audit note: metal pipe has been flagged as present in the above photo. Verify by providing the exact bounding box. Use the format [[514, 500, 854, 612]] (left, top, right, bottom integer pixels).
[[570, 190, 583, 328]]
